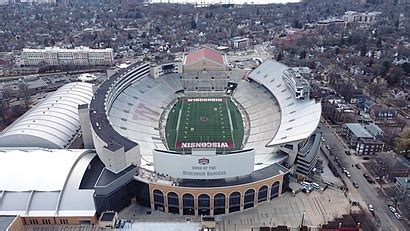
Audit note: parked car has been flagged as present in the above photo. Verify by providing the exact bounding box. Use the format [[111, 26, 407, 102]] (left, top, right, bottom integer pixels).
[[326, 145, 330, 150], [343, 170, 351, 178], [301, 181, 311, 187], [120, 219, 126, 228], [323, 180, 334, 186], [311, 182, 320, 189], [345, 150, 351, 155], [302, 184, 313, 193], [363, 173, 375, 184], [352, 181, 359, 188], [389, 205, 397, 213], [115, 220, 121, 228], [394, 212, 402, 220], [321, 137, 325, 142], [312, 167, 323, 173], [355, 164, 361, 169], [368, 204, 374, 212]]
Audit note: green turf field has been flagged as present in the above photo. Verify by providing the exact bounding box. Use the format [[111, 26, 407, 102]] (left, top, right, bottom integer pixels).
[[165, 97, 244, 151]]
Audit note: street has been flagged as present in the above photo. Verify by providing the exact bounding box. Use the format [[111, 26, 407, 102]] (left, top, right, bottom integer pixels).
[[318, 120, 408, 231]]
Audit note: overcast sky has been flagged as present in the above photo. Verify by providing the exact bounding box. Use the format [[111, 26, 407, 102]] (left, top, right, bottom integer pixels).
[[148, 0, 301, 4]]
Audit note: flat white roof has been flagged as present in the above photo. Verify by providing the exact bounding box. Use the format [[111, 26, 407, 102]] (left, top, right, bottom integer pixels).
[[0, 82, 93, 149], [344, 123, 373, 138], [0, 149, 81, 191], [22, 46, 113, 53]]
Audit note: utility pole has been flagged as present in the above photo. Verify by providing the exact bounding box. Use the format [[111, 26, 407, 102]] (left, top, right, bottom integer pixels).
[[300, 210, 306, 227]]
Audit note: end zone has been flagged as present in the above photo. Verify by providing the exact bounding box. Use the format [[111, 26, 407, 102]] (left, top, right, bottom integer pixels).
[[184, 98, 226, 103], [176, 141, 234, 149]]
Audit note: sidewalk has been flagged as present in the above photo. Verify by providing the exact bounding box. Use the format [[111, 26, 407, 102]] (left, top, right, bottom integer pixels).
[[220, 189, 351, 230]]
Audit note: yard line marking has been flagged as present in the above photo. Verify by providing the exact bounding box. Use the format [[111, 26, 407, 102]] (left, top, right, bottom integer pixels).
[[175, 100, 184, 148], [226, 98, 235, 146]]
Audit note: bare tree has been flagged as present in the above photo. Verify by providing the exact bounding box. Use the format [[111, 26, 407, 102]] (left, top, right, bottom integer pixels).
[[394, 128, 410, 158], [18, 82, 30, 109], [395, 117, 407, 132], [374, 157, 388, 188], [1, 86, 13, 124], [368, 81, 387, 102], [382, 127, 399, 149]]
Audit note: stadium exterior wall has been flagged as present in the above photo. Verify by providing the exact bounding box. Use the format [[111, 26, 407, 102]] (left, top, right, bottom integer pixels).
[[6, 216, 24, 231], [147, 171, 289, 216], [94, 179, 150, 214], [91, 130, 141, 173], [20, 215, 98, 226]]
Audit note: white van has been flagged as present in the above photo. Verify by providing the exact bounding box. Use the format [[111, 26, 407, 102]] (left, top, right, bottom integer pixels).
[[311, 182, 320, 189], [300, 181, 311, 187]]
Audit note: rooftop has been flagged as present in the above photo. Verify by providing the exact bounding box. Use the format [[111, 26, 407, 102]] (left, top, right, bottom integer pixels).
[[0, 149, 96, 216], [359, 137, 383, 144], [0, 82, 93, 149], [0, 216, 17, 231], [283, 68, 309, 87], [344, 123, 373, 138], [183, 47, 226, 67], [395, 177, 409, 187], [23, 46, 113, 53], [100, 211, 116, 222]]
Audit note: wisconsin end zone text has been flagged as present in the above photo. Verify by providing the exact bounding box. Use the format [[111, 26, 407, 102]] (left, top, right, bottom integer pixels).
[[176, 141, 234, 148], [185, 98, 225, 102]]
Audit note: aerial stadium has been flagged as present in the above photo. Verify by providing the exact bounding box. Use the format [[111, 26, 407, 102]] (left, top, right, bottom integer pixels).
[[87, 46, 322, 216], [0, 47, 322, 227]]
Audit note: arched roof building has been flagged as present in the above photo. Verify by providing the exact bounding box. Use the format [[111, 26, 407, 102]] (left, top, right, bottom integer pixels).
[[0, 82, 93, 149], [0, 149, 96, 217]]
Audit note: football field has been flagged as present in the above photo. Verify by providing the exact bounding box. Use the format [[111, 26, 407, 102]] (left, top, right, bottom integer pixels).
[[165, 97, 243, 151]]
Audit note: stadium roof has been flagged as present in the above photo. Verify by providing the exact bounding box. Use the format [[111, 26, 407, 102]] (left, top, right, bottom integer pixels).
[[0, 149, 96, 216], [0, 82, 93, 149], [248, 59, 321, 146], [183, 47, 226, 67]]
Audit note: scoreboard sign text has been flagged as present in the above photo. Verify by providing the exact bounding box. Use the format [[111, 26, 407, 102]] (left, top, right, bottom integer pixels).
[[153, 149, 255, 179]]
